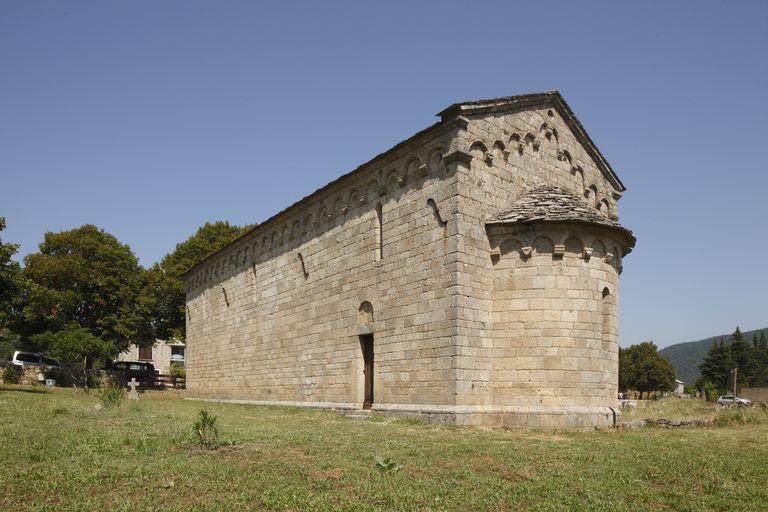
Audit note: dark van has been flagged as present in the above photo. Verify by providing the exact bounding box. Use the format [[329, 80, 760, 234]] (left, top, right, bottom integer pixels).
[[109, 361, 156, 388]]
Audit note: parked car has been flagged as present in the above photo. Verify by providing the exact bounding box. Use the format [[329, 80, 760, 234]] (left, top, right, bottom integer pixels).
[[108, 361, 157, 387], [716, 394, 752, 407], [11, 351, 63, 368]]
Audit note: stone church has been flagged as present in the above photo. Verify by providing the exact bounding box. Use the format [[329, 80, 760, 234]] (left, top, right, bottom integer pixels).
[[183, 91, 636, 428]]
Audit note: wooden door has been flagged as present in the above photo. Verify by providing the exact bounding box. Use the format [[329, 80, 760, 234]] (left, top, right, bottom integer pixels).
[[138, 345, 153, 361], [361, 335, 374, 409]]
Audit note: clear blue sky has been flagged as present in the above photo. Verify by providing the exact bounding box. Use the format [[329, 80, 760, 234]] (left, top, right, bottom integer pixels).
[[2, 1, 766, 348]]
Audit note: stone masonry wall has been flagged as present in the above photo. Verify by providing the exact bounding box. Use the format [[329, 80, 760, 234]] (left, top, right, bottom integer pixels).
[[448, 104, 625, 418], [185, 125, 464, 409]]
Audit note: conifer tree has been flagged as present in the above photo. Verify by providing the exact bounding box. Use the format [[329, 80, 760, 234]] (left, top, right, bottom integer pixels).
[[699, 338, 734, 392], [729, 326, 751, 386], [747, 330, 768, 386]]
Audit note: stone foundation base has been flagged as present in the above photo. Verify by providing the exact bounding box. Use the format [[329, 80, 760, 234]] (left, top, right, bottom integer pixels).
[[187, 396, 619, 430], [374, 404, 619, 429]]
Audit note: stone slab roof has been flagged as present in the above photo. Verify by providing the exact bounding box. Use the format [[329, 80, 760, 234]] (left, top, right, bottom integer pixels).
[[488, 185, 631, 235]]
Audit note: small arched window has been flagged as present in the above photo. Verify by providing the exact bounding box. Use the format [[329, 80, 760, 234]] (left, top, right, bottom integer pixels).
[[358, 301, 374, 325]]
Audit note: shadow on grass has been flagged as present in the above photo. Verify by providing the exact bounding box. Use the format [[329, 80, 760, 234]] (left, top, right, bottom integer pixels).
[[0, 384, 51, 394]]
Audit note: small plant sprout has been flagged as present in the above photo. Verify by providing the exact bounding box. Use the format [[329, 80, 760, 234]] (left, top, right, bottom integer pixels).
[[193, 409, 219, 449], [375, 456, 403, 472], [98, 385, 124, 408]]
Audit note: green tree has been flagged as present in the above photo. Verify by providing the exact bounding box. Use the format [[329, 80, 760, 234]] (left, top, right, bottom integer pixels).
[[745, 330, 768, 387], [0, 218, 25, 329], [13, 225, 152, 364], [29, 328, 115, 386], [729, 326, 751, 386], [619, 341, 676, 398], [0, 329, 21, 362], [144, 221, 247, 341], [699, 338, 734, 392], [618, 346, 631, 392]]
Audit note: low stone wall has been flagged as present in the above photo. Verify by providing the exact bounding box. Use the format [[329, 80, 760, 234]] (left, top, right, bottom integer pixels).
[[741, 388, 768, 403], [19, 366, 46, 385], [1, 365, 109, 388], [618, 418, 715, 429]]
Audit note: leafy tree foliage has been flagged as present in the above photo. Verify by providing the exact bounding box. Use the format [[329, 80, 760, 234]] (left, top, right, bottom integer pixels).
[[13, 225, 152, 359], [0, 218, 25, 329], [143, 221, 247, 341], [0, 330, 21, 362], [619, 341, 676, 398], [29, 328, 115, 386], [702, 381, 718, 402]]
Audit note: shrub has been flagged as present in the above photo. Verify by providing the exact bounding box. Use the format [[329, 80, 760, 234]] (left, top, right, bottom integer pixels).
[[714, 406, 767, 427], [193, 410, 219, 449], [99, 385, 124, 408], [169, 362, 186, 378], [85, 371, 102, 389], [702, 382, 718, 402], [714, 409, 746, 427], [2, 365, 20, 384]]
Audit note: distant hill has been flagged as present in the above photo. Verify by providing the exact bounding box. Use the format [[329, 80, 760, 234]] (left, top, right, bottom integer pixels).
[[659, 327, 767, 385]]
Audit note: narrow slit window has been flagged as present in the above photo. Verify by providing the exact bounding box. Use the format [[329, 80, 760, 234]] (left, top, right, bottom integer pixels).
[[376, 203, 384, 260]]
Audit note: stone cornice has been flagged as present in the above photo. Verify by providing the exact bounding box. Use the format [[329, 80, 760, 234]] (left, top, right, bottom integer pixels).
[[442, 149, 473, 167], [485, 219, 636, 254]]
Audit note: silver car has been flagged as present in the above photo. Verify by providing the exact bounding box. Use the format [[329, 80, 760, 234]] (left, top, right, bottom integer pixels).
[[716, 394, 752, 406], [11, 351, 63, 369]]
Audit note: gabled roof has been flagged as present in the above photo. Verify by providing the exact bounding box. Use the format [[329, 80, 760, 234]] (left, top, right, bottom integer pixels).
[[438, 91, 625, 192], [182, 91, 626, 279], [487, 185, 635, 248]]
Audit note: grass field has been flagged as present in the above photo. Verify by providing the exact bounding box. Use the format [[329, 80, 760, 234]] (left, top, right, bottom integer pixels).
[[621, 397, 720, 421], [1, 386, 766, 511]]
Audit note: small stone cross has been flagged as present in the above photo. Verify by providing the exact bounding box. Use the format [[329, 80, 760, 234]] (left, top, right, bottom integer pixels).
[[127, 378, 139, 400]]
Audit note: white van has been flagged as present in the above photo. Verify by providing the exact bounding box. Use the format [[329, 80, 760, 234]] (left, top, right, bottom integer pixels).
[[11, 351, 63, 368]]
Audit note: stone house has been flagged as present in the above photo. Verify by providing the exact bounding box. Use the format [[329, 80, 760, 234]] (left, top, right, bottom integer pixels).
[[117, 340, 186, 375], [183, 91, 635, 428]]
